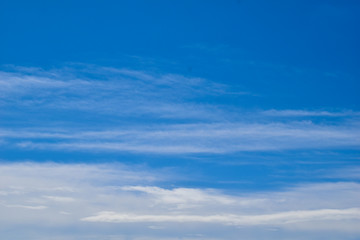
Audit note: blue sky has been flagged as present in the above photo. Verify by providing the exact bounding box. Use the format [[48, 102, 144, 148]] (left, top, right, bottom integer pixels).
[[1, 1, 360, 239]]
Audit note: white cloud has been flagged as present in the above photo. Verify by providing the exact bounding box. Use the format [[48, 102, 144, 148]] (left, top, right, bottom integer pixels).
[[121, 186, 237, 208], [262, 109, 360, 117], [1, 65, 359, 154], [2, 120, 359, 153], [43, 196, 76, 202], [81, 208, 360, 226], [1, 204, 48, 210], [0, 65, 230, 120], [0, 162, 360, 240]]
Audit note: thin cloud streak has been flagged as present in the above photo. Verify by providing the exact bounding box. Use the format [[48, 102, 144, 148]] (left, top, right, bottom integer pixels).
[[81, 208, 360, 225], [3, 120, 359, 153], [263, 109, 360, 117], [1, 204, 48, 210]]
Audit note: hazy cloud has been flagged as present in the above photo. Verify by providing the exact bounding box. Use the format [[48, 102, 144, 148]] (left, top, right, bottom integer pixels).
[[0, 162, 360, 239], [2, 120, 359, 153]]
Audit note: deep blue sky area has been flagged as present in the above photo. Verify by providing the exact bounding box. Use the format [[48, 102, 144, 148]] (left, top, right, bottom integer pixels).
[[1, 0, 359, 72], [1, 0, 359, 110], [0, 1, 360, 239]]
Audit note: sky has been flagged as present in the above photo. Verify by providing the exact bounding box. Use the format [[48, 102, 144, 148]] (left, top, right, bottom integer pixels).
[[0, 0, 360, 239]]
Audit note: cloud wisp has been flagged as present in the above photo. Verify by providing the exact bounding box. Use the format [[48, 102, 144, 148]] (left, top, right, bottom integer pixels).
[[262, 109, 360, 117], [0, 65, 233, 121], [82, 208, 360, 226], [1, 120, 359, 154]]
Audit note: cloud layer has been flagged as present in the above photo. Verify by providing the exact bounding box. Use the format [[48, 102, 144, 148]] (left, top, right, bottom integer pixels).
[[1, 163, 360, 239], [1, 65, 359, 155]]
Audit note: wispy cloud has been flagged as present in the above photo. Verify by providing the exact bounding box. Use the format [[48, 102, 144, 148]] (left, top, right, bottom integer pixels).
[[1, 64, 359, 239], [1, 64, 359, 154], [0, 65, 235, 121], [121, 186, 237, 207], [2, 120, 359, 153], [262, 109, 360, 117], [81, 208, 360, 225], [1, 203, 48, 210], [43, 196, 76, 202], [323, 166, 360, 180], [1, 162, 360, 240]]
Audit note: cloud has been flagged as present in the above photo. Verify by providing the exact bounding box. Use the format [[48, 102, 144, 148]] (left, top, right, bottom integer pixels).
[[1, 204, 48, 210], [1, 64, 359, 239], [121, 186, 237, 207], [1, 162, 360, 240], [2, 120, 359, 153], [81, 208, 360, 226], [0, 65, 232, 121], [43, 196, 76, 202], [262, 109, 360, 117], [1, 64, 359, 155], [323, 166, 360, 180]]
